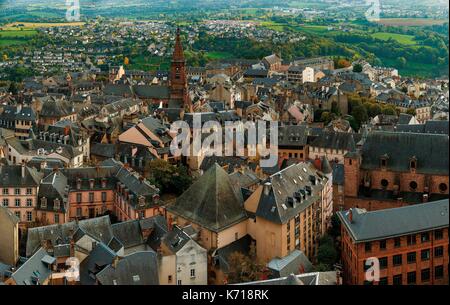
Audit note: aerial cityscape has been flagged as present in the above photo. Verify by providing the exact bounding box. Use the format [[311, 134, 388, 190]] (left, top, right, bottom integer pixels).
[[0, 0, 448, 290]]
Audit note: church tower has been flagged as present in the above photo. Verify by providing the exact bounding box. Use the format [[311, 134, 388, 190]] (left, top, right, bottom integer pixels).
[[169, 28, 192, 112]]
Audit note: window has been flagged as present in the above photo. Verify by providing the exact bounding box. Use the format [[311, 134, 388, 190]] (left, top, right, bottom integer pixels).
[[14, 188, 20, 195], [379, 240, 387, 250], [407, 252, 416, 264], [2, 188, 9, 195], [101, 192, 107, 202], [379, 257, 388, 269], [54, 198, 60, 210], [26, 211, 32, 222], [365, 242, 372, 252], [421, 249, 430, 261], [393, 274, 402, 285], [381, 179, 388, 188], [393, 254, 402, 266], [168, 275, 172, 283], [76, 207, 82, 217], [421, 232, 430, 243], [409, 181, 418, 190], [434, 229, 443, 240], [435, 266, 444, 279], [434, 246, 444, 257], [407, 234, 416, 245], [54, 214, 60, 224], [26, 188, 32, 195], [76, 193, 82, 203], [421, 269, 430, 282], [89, 192, 94, 203], [2, 199, 9, 207], [190, 269, 195, 278], [394, 237, 401, 248], [439, 183, 448, 193], [26, 199, 32, 207], [15, 199, 21, 207], [177, 280, 182, 285], [41, 197, 47, 208], [15, 211, 21, 219], [379, 277, 388, 285], [410, 160, 416, 170], [235, 232, 238, 240], [407, 271, 416, 285]]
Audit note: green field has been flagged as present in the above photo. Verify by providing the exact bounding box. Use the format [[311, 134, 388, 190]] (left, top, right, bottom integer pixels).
[[371, 32, 417, 45], [0, 29, 38, 38], [0, 39, 29, 46], [260, 21, 286, 32], [127, 55, 170, 71]]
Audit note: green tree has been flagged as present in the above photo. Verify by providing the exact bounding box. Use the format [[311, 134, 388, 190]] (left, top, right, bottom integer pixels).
[[226, 242, 265, 284], [350, 105, 368, 130], [406, 108, 416, 116], [353, 63, 363, 73], [146, 159, 192, 195], [317, 234, 338, 268]]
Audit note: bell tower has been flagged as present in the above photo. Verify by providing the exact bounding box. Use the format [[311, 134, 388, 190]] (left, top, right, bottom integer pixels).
[[169, 28, 192, 112]]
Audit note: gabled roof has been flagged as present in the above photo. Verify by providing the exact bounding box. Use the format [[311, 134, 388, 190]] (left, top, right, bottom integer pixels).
[[338, 199, 449, 242], [10, 248, 54, 285], [309, 131, 356, 151], [267, 250, 313, 278], [95, 251, 159, 285], [167, 163, 247, 232]]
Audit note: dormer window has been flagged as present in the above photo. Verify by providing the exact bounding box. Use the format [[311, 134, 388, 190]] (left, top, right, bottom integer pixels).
[[410, 157, 417, 172], [76, 178, 82, 190], [89, 179, 95, 189], [380, 155, 389, 169], [139, 196, 146, 207], [41, 197, 47, 208], [54, 198, 60, 210]]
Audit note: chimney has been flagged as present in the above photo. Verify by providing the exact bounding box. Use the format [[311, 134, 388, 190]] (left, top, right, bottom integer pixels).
[[348, 208, 353, 223], [21, 161, 26, 178], [263, 182, 271, 196]]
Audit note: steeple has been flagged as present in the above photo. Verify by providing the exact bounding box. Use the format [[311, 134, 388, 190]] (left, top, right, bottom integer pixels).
[[169, 27, 192, 112], [172, 28, 185, 62]]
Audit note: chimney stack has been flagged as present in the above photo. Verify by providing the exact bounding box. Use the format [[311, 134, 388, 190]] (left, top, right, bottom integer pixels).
[[21, 161, 26, 178], [263, 182, 271, 196], [348, 208, 353, 223]]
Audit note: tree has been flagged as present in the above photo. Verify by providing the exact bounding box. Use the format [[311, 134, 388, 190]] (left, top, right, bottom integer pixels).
[[8, 82, 18, 95], [226, 242, 266, 284], [397, 56, 407, 68], [350, 105, 368, 130], [123, 57, 130, 65], [382, 105, 396, 115], [353, 63, 363, 73], [406, 108, 416, 116], [316, 234, 338, 269], [337, 58, 351, 68], [146, 159, 192, 195]]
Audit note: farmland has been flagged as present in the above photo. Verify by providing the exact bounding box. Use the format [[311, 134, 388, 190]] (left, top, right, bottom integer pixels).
[[375, 18, 448, 27], [371, 32, 417, 45]]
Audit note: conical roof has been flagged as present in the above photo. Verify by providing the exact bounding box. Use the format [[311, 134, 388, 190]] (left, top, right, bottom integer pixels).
[[321, 156, 332, 175], [167, 163, 247, 232], [172, 28, 185, 62]]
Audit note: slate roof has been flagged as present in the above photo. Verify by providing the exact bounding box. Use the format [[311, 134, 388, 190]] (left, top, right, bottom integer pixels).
[[166, 163, 247, 232], [396, 120, 449, 135], [80, 242, 117, 285], [90, 143, 116, 158], [267, 250, 313, 278], [39, 99, 75, 118], [26, 216, 114, 257], [111, 220, 144, 249], [253, 163, 327, 224], [95, 251, 159, 285], [161, 225, 192, 254], [103, 84, 133, 96], [278, 125, 308, 147], [337, 199, 449, 242], [0, 165, 43, 187], [360, 131, 449, 175], [237, 271, 337, 285], [308, 131, 356, 151], [133, 85, 169, 99], [9, 248, 54, 285]]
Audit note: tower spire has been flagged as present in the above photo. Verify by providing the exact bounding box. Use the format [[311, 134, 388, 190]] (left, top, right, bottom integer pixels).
[[173, 27, 185, 62]]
